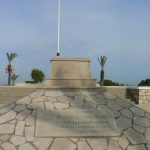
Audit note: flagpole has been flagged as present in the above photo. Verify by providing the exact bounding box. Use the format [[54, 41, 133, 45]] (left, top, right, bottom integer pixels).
[[57, 0, 60, 56]]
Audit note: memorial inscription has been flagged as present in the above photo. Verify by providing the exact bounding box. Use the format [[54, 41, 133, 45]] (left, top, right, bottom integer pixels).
[[35, 106, 120, 137]]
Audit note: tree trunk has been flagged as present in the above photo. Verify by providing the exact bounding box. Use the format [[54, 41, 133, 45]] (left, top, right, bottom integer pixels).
[[100, 69, 104, 86], [8, 72, 11, 86]]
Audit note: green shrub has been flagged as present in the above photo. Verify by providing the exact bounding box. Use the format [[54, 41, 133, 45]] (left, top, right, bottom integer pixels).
[[25, 81, 36, 84], [98, 79, 123, 86], [31, 69, 45, 83], [138, 79, 150, 86]]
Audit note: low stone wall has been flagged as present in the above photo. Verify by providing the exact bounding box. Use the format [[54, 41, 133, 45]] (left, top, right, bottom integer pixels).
[[129, 87, 150, 104], [104, 86, 133, 102], [104, 86, 150, 104]]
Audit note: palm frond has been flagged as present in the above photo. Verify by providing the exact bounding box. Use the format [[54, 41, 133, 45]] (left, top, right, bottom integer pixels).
[[101, 56, 107, 67], [11, 74, 19, 80], [6, 52, 10, 62], [98, 56, 107, 69], [9, 53, 18, 62], [6, 52, 18, 63]]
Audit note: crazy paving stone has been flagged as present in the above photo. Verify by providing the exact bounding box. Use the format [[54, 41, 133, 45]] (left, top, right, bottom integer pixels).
[[107, 101, 123, 110], [15, 121, 25, 136], [95, 94, 105, 99], [0, 103, 15, 114], [10, 135, 25, 146], [25, 115, 35, 126], [27, 102, 45, 110], [71, 98, 84, 107], [25, 126, 35, 141], [103, 92, 117, 100], [16, 96, 31, 105], [45, 102, 54, 110], [45, 91, 64, 97], [0, 110, 16, 124], [85, 95, 97, 102], [32, 110, 37, 116], [0, 123, 15, 134], [107, 140, 122, 150], [78, 141, 91, 150], [18, 143, 36, 150], [133, 124, 145, 134], [53, 102, 69, 109], [87, 138, 107, 150], [134, 117, 150, 127], [69, 138, 78, 143], [75, 95, 85, 101], [115, 98, 132, 108], [33, 138, 53, 150], [124, 128, 146, 144], [57, 95, 73, 103], [121, 109, 133, 119], [51, 138, 76, 150], [145, 128, 150, 141], [0, 135, 11, 142], [146, 113, 150, 120], [81, 91, 97, 96], [86, 95, 106, 105], [29, 91, 44, 99], [111, 110, 121, 118], [32, 96, 48, 103], [127, 144, 147, 150], [9, 119, 17, 125], [84, 101, 96, 109], [119, 135, 129, 150], [130, 106, 145, 117], [147, 144, 150, 150], [64, 92, 80, 97], [16, 109, 31, 120], [109, 137, 119, 142], [116, 117, 132, 131], [1, 142, 17, 150], [47, 97, 57, 102], [13, 105, 26, 112]]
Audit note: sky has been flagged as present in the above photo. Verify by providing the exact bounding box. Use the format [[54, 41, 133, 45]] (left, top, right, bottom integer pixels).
[[0, 0, 150, 85]]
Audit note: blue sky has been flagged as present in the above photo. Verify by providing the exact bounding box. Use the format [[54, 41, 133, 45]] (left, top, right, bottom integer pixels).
[[0, 0, 150, 85]]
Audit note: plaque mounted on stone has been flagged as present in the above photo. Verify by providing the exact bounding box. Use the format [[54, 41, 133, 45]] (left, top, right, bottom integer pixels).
[[35, 106, 120, 137]]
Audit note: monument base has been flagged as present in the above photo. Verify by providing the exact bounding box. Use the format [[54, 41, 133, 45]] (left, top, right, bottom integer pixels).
[[42, 57, 96, 88], [42, 79, 96, 88]]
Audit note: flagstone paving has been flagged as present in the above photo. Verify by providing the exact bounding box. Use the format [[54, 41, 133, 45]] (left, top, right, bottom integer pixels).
[[0, 89, 150, 150]]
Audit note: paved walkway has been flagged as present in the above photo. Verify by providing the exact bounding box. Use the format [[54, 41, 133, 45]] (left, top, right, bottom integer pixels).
[[0, 89, 150, 150]]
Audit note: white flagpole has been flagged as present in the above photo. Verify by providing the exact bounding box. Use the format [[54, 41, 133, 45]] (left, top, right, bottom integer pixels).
[[57, 0, 60, 56]]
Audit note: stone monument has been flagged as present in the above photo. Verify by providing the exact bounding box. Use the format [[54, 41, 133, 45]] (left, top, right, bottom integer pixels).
[[43, 57, 96, 88], [41, 0, 96, 88]]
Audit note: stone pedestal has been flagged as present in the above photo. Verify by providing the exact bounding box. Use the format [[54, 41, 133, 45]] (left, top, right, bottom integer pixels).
[[43, 57, 96, 88]]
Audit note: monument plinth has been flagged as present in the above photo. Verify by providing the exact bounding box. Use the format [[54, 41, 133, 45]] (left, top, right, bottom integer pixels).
[[43, 57, 96, 88]]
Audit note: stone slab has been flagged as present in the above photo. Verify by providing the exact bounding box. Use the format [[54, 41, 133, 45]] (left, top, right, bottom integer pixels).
[[35, 106, 120, 137]]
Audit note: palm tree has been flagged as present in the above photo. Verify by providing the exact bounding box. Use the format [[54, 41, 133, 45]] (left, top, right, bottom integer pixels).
[[11, 73, 19, 86], [6, 52, 18, 86], [98, 56, 107, 86]]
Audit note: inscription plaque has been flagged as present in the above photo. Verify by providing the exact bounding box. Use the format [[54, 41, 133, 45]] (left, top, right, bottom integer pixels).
[[35, 106, 120, 137]]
